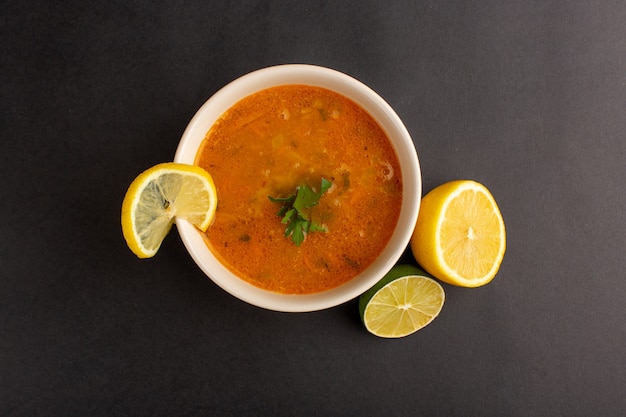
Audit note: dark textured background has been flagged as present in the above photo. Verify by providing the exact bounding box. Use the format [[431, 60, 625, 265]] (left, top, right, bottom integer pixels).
[[2, 1, 625, 416]]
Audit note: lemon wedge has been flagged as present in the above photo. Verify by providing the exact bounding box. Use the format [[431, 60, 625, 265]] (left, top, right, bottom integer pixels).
[[121, 162, 217, 258]]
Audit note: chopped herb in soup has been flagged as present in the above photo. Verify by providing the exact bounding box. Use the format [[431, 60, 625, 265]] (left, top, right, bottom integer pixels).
[[195, 85, 402, 294]]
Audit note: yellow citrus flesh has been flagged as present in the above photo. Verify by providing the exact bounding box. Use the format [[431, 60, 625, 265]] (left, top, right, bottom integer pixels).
[[359, 265, 445, 338], [411, 180, 506, 287], [121, 162, 217, 258]]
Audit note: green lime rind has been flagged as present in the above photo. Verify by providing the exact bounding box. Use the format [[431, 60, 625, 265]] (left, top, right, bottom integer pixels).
[[358, 264, 433, 322]]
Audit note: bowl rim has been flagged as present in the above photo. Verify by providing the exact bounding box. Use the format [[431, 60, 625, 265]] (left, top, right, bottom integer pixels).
[[174, 64, 421, 312]]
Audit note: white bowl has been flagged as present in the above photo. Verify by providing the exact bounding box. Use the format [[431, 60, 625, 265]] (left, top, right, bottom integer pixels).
[[174, 64, 421, 312]]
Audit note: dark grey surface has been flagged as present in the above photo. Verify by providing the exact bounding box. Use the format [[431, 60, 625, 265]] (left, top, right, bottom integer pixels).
[[2, 1, 625, 416]]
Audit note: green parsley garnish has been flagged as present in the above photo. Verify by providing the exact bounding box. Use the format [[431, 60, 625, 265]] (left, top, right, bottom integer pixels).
[[268, 178, 332, 246]]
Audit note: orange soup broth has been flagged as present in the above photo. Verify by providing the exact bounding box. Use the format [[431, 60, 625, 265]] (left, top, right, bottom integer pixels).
[[195, 85, 402, 294]]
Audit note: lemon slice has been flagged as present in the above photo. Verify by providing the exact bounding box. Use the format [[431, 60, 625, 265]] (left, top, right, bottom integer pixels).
[[359, 265, 445, 338], [121, 162, 217, 258], [411, 180, 506, 287]]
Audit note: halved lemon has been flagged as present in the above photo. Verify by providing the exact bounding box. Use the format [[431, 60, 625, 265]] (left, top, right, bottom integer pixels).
[[359, 265, 445, 338], [121, 162, 217, 258], [410, 180, 506, 287]]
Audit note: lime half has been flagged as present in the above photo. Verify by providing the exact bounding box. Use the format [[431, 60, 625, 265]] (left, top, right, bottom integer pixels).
[[359, 265, 445, 338]]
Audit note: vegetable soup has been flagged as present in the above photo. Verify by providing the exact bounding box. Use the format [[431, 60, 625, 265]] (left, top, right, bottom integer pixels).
[[195, 85, 402, 294]]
